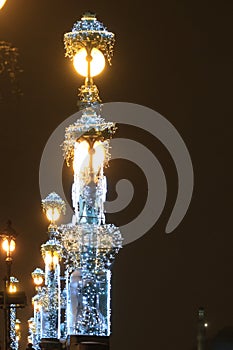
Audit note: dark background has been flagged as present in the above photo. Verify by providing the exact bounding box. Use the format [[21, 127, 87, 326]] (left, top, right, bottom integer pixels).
[[0, 0, 232, 349]]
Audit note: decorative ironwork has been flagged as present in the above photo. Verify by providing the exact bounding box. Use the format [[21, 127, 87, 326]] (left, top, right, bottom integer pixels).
[[64, 12, 115, 65], [41, 192, 66, 216]]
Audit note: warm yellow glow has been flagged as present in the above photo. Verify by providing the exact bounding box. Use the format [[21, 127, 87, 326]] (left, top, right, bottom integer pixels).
[[44, 251, 59, 267], [0, 0, 7, 10], [15, 320, 21, 331], [73, 140, 89, 173], [52, 252, 59, 266], [73, 48, 105, 77], [73, 140, 105, 176], [46, 207, 60, 222], [44, 251, 53, 265], [92, 142, 105, 174], [2, 238, 15, 253], [8, 283, 17, 294], [33, 275, 44, 286]]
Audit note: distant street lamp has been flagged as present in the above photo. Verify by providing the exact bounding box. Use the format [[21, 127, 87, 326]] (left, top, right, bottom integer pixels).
[[0, 221, 17, 350], [32, 268, 44, 290], [31, 268, 45, 349], [0, 222, 26, 350], [40, 193, 65, 340], [41, 192, 66, 233]]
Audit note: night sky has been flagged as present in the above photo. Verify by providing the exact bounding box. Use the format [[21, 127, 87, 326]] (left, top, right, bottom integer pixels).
[[0, 1, 232, 349]]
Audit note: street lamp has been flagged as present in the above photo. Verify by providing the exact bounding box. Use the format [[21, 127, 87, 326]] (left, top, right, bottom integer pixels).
[[29, 12, 122, 350], [31, 268, 44, 349], [39, 194, 65, 341], [1, 221, 17, 285], [41, 192, 66, 234], [40, 240, 63, 339], [64, 11, 115, 108], [61, 12, 122, 346], [32, 268, 44, 290], [0, 221, 17, 350], [8, 277, 18, 350]]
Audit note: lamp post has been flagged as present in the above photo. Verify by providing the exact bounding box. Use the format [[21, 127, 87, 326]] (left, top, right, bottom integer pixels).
[[0, 221, 17, 350], [8, 277, 19, 350], [40, 193, 65, 341], [31, 268, 45, 349], [61, 12, 122, 349], [29, 12, 123, 350]]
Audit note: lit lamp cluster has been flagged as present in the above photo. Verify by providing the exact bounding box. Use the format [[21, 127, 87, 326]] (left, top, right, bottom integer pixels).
[[29, 12, 122, 349]]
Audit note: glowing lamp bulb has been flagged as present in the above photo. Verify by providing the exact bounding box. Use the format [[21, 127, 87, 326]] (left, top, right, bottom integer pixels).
[[46, 207, 60, 222], [44, 251, 53, 265], [0, 0, 7, 10], [15, 320, 21, 331], [92, 142, 106, 173], [8, 283, 17, 294], [33, 276, 43, 286], [73, 140, 89, 173], [2, 238, 15, 253], [73, 48, 105, 77], [73, 140, 105, 176], [52, 252, 59, 266]]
